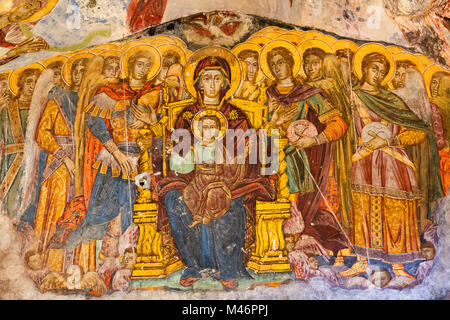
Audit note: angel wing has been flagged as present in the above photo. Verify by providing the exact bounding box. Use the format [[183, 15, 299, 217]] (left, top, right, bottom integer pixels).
[[80, 272, 107, 296], [73, 55, 118, 197], [3, 21, 38, 45], [18, 68, 57, 217], [294, 234, 330, 262], [40, 272, 68, 292], [423, 222, 438, 248], [323, 53, 348, 93]]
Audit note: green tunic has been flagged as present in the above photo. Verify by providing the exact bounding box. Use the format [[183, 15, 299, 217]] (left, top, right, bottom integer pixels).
[[0, 100, 28, 217], [269, 93, 338, 194]]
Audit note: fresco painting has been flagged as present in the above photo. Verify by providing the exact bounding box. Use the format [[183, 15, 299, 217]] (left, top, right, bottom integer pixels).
[[0, 0, 449, 300]]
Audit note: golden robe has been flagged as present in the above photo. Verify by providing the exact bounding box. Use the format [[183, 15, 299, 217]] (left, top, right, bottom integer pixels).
[[34, 98, 95, 272]]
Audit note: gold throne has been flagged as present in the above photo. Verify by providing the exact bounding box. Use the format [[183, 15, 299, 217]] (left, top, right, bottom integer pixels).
[[131, 98, 292, 280]]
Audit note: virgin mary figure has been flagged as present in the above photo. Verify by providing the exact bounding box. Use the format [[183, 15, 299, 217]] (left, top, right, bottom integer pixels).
[[156, 47, 276, 290]]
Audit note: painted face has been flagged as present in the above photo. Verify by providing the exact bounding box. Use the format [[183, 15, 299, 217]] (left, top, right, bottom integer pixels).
[[103, 61, 120, 78], [9, 0, 41, 21], [50, 67, 63, 87], [364, 61, 387, 87], [201, 118, 220, 143], [122, 252, 136, 269], [392, 66, 407, 89], [159, 56, 177, 81], [132, 57, 151, 81], [308, 256, 318, 270], [27, 254, 43, 271], [430, 74, 441, 98], [304, 54, 323, 81], [199, 69, 224, 100], [66, 265, 82, 290], [422, 247, 435, 261], [71, 64, 86, 87], [269, 54, 291, 81], [244, 56, 258, 82], [284, 235, 295, 252], [370, 271, 391, 288], [22, 74, 38, 97]]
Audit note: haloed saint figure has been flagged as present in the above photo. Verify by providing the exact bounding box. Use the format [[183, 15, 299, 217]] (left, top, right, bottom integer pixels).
[[159, 49, 276, 290]]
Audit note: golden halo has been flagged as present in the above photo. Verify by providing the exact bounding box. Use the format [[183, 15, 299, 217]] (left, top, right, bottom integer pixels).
[[297, 39, 334, 56], [393, 51, 425, 73], [315, 34, 337, 45], [121, 40, 147, 51], [41, 54, 68, 68], [254, 26, 288, 35], [169, 36, 188, 49], [260, 39, 302, 81], [276, 33, 304, 46], [89, 43, 120, 54], [260, 31, 284, 39], [148, 35, 178, 44], [62, 52, 95, 87], [8, 62, 44, 96], [232, 42, 265, 84], [23, 0, 58, 22], [157, 43, 187, 66], [332, 39, 359, 54], [183, 46, 242, 100], [144, 39, 177, 47], [297, 39, 333, 78], [121, 44, 161, 81], [97, 49, 122, 59], [192, 108, 228, 141], [286, 29, 305, 37], [353, 43, 396, 86], [185, 49, 194, 60], [246, 35, 273, 47], [416, 54, 434, 68], [423, 64, 450, 97], [387, 46, 405, 54], [96, 49, 123, 78], [0, 71, 11, 82], [300, 30, 323, 39]]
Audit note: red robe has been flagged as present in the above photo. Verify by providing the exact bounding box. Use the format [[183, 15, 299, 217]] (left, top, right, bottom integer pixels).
[[126, 0, 168, 33]]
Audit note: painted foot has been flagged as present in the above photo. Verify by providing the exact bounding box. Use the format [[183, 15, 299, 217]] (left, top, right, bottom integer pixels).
[[221, 279, 239, 290], [333, 256, 345, 267], [392, 268, 416, 281], [180, 276, 200, 287], [339, 261, 368, 278]]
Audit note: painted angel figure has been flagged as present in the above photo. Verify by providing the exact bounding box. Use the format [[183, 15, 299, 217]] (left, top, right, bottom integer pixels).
[[0, 0, 54, 65]]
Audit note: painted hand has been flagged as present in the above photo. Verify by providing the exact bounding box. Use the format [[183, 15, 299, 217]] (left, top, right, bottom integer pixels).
[[112, 149, 134, 176], [63, 157, 75, 179], [131, 103, 157, 126], [271, 105, 297, 128], [293, 134, 316, 150], [364, 131, 388, 151], [268, 97, 280, 113]]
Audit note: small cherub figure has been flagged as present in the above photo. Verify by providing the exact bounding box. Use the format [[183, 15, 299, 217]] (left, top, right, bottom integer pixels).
[[111, 247, 136, 292], [24, 250, 50, 286], [405, 241, 436, 288], [369, 268, 392, 289], [40, 264, 107, 296], [421, 241, 436, 261]]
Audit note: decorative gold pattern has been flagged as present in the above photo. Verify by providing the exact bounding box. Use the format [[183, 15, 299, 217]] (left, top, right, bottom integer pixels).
[[131, 203, 184, 279], [370, 195, 383, 248]]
